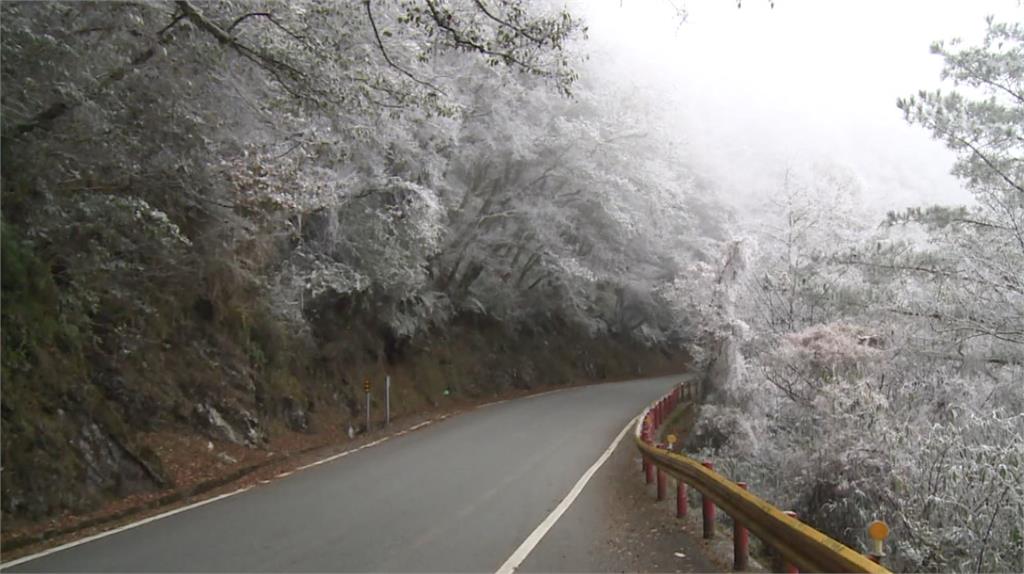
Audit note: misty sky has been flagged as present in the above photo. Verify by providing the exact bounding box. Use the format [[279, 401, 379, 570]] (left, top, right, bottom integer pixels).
[[575, 0, 1022, 214]]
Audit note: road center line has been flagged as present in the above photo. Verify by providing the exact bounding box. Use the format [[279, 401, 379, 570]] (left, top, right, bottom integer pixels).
[[494, 415, 639, 574]]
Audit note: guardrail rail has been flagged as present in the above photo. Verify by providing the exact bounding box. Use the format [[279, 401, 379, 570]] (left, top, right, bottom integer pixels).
[[634, 381, 891, 574]]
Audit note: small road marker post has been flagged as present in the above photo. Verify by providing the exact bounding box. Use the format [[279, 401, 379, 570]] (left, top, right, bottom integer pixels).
[[385, 375, 391, 426], [363, 379, 371, 432], [867, 520, 889, 565]]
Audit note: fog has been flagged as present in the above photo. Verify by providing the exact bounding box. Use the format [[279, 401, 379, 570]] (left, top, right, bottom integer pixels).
[[576, 0, 1021, 215]]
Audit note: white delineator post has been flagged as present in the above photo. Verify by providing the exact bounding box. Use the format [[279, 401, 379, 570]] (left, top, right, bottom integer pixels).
[[385, 375, 391, 426], [363, 379, 371, 432]]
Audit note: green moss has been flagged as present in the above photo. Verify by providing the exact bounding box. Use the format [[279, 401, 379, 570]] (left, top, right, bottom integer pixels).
[[2, 223, 61, 370]]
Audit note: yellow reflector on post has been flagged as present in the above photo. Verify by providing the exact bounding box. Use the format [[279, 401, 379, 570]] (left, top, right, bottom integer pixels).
[[867, 521, 889, 541]]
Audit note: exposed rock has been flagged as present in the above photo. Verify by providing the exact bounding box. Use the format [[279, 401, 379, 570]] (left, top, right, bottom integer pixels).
[[194, 403, 244, 445], [238, 407, 265, 445], [194, 403, 266, 447], [281, 396, 309, 433], [73, 422, 162, 498], [215, 452, 238, 465]]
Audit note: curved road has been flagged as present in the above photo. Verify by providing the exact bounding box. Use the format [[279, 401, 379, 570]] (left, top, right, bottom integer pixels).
[[7, 375, 684, 572]]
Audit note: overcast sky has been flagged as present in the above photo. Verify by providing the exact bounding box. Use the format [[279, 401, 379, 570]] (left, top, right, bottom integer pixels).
[[573, 0, 1022, 214]]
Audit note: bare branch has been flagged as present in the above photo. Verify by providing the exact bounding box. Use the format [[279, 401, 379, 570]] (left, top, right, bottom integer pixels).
[[422, 0, 547, 76], [470, 0, 545, 45], [363, 0, 446, 95], [226, 11, 306, 43]]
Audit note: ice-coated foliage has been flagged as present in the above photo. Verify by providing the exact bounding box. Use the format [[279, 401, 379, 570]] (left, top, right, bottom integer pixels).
[[694, 15, 1024, 573], [0, 0, 719, 346]]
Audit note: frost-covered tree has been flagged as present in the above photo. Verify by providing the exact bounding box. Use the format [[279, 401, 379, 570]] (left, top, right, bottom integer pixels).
[[429, 69, 721, 341], [691, 15, 1024, 573], [894, 15, 1024, 359], [739, 163, 870, 336]]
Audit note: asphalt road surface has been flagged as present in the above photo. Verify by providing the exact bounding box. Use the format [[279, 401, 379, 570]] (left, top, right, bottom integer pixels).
[[7, 375, 686, 572]]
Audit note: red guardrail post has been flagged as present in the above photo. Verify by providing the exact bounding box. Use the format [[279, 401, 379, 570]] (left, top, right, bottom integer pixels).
[[702, 461, 716, 539], [646, 456, 655, 484], [676, 478, 688, 518], [734, 482, 749, 571], [783, 511, 800, 574], [657, 467, 667, 501], [642, 414, 653, 481]]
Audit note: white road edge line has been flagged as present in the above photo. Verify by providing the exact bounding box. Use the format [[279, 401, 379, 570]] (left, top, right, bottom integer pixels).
[[294, 437, 390, 471], [0, 414, 449, 570], [0, 486, 252, 571], [494, 415, 639, 574], [520, 388, 565, 401]]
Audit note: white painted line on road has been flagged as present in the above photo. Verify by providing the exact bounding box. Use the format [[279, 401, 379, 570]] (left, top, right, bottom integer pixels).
[[293, 416, 447, 473], [0, 408, 467, 569], [0, 414, 448, 569], [294, 437, 389, 471], [520, 388, 566, 401], [286, 414, 448, 474], [0, 486, 253, 571], [494, 415, 639, 574]]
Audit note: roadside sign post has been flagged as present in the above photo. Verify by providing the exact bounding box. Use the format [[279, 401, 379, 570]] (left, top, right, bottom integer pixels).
[[364, 379, 371, 432], [385, 375, 391, 426]]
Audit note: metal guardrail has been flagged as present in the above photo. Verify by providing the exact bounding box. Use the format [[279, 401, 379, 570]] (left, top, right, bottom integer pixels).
[[634, 382, 890, 573]]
